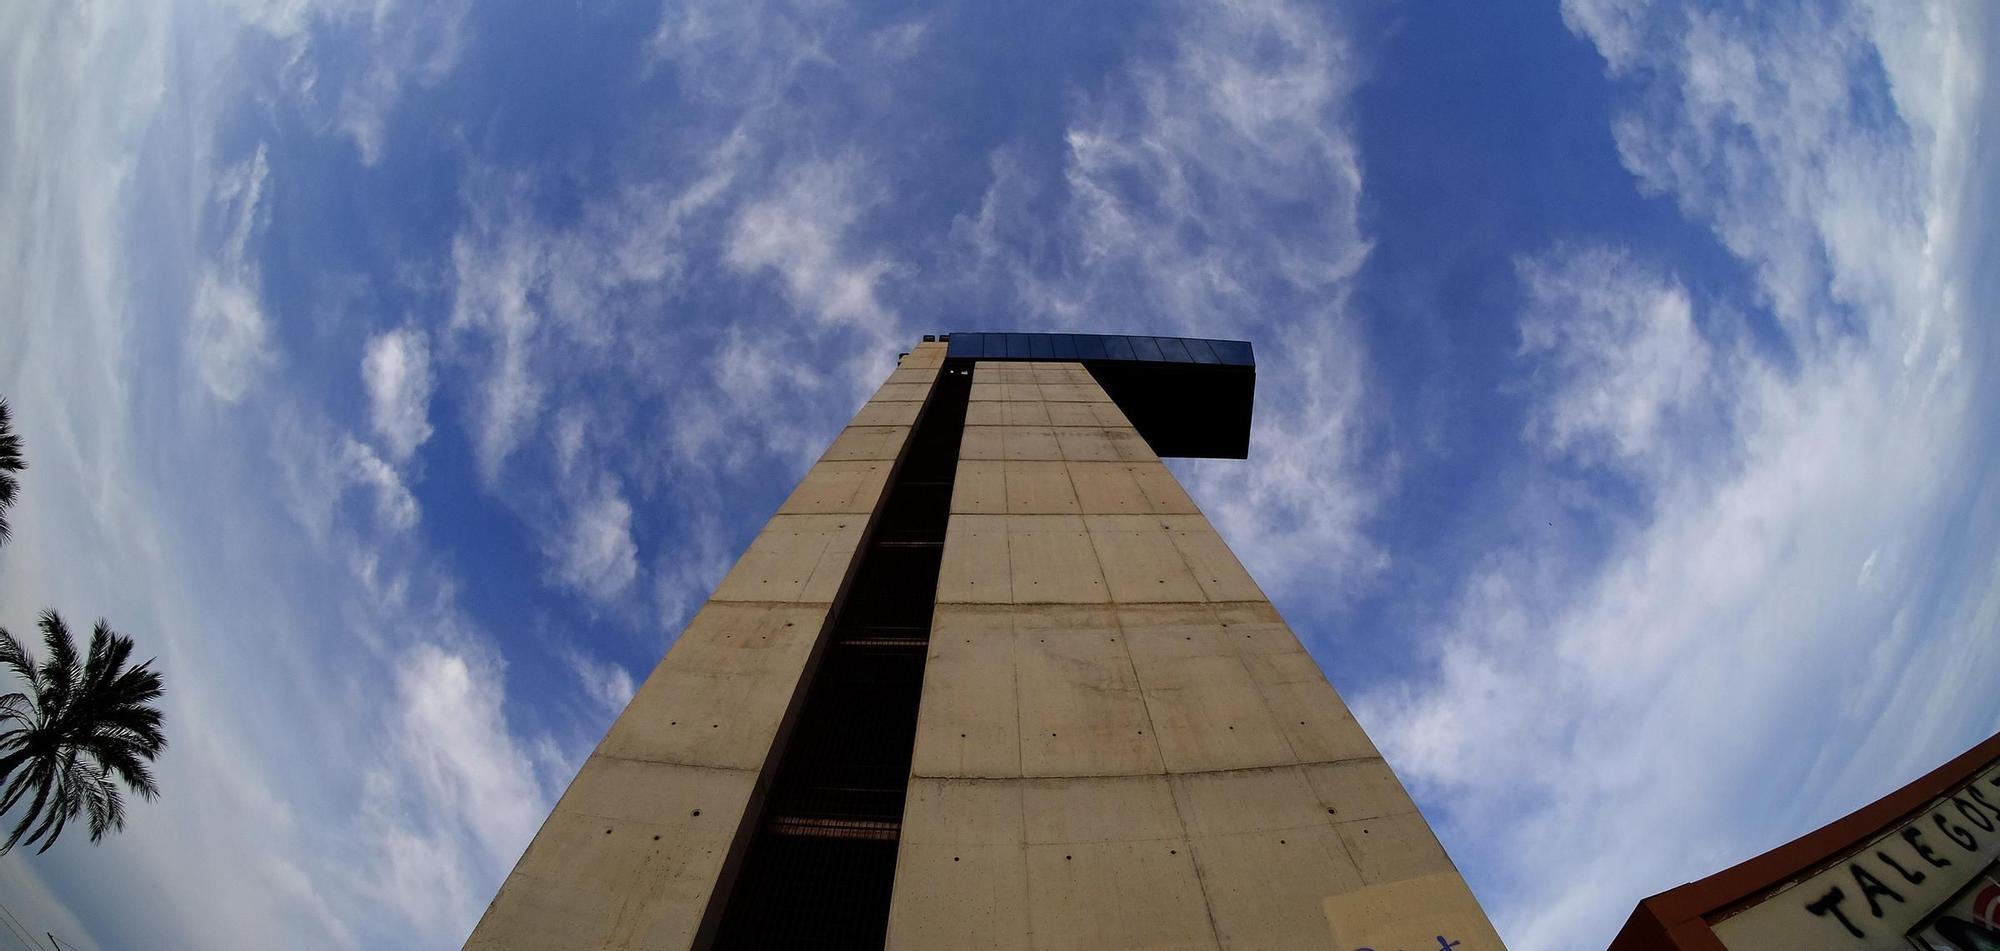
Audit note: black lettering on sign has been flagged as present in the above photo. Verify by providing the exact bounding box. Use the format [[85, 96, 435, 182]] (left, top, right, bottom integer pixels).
[[1935, 811, 1980, 851], [1850, 864, 1905, 917], [1956, 796, 1997, 832], [1807, 886, 1866, 939], [1967, 784, 2000, 822], [1876, 849, 1927, 886], [1904, 826, 1953, 868]]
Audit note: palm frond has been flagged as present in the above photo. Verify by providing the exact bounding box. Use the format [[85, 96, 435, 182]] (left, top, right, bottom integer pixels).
[[36, 612, 79, 713], [0, 763, 54, 854], [0, 628, 39, 696], [0, 398, 21, 548], [80, 770, 122, 842], [0, 606, 165, 854], [24, 776, 77, 855], [81, 622, 129, 698], [0, 399, 22, 473]]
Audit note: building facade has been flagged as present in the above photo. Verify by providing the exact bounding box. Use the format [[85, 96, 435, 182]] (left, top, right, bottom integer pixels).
[[1611, 730, 2000, 951], [466, 334, 1504, 950]]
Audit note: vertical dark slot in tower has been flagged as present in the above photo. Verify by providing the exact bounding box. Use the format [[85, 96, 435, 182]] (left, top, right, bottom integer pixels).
[[709, 362, 972, 949]]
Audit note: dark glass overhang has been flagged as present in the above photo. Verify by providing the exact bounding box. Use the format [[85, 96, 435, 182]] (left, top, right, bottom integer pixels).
[[942, 332, 1256, 459]]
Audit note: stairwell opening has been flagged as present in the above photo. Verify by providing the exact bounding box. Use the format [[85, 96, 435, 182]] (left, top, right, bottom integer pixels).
[[706, 361, 972, 949]]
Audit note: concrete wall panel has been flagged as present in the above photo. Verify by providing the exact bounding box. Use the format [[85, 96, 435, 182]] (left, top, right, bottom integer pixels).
[[937, 514, 1012, 603], [1015, 610, 1159, 777], [1005, 515, 1107, 603], [850, 399, 923, 427], [469, 344, 947, 949], [1002, 461, 1080, 515], [1303, 759, 1419, 822], [1187, 826, 1364, 951], [777, 460, 891, 514], [822, 425, 912, 461], [949, 460, 1006, 514], [466, 758, 751, 951], [885, 354, 1501, 950], [1000, 425, 1061, 461], [910, 607, 1020, 778], [870, 382, 933, 402], [1085, 515, 1207, 603], [708, 514, 863, 603], [1023, 840, 1219, 951], [1132, 653, 1295, 773], [1334, 812, 1457, 887]]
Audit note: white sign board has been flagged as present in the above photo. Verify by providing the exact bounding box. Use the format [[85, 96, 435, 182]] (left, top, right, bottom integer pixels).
[[1711, 761, 2000, 951]]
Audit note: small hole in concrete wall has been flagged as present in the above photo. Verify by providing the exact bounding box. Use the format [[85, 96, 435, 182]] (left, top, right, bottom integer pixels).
[[1169, 849, 1176, 855], [953, 856, 959, 862], [605, 828, 613, 835], [1327, 808, 1337, 815], [1279, 840, 1286, 845], [670, 721, 677, 725], [654, 835, 661, 841], [692, 809, 702, 817], [1065, 855, 1072, 860]]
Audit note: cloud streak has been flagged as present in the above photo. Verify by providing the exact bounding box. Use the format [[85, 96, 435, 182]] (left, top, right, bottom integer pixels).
[[1362, 2, 2000, 946]]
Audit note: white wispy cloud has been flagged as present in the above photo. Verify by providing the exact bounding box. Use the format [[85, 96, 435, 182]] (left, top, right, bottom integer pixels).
[[561, 645, 638, 717], [189, 145, 277, 404], [362, 326, 435, 465], [550, 479, 640, 602], [0, 2, 547, 948], [442, 2, 928, 624], [954, 0, 1385, 610], [725, 156, 900, 347], [1516, 246, 1715, 476], [334, 0, 471, 165], [1362, 2, 2000, 947]]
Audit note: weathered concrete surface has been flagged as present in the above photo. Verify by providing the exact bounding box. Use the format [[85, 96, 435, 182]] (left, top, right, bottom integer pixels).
[[464, 343, 946, 951], [889, 360, 1504, 950], [469, 344, 1501, 951]]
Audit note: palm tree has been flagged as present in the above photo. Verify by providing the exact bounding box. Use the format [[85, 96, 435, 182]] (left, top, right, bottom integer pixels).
[[0, 398, 22, 546], [0, 611, 166, 853]]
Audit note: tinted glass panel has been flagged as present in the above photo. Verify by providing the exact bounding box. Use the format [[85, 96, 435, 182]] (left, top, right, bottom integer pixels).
[[1208, 339, 1254, 365]]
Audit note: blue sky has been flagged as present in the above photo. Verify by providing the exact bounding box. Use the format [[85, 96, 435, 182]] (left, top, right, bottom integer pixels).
[[1, 0, 1996, 948]]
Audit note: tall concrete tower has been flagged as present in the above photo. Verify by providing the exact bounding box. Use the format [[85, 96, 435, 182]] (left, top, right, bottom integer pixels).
[[467, 334, 1505, 950]]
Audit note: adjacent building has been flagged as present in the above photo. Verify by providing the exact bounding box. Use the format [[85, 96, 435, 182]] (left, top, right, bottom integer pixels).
[[1611, 731, 2000, 951], [466, 333, 1505, 950]]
